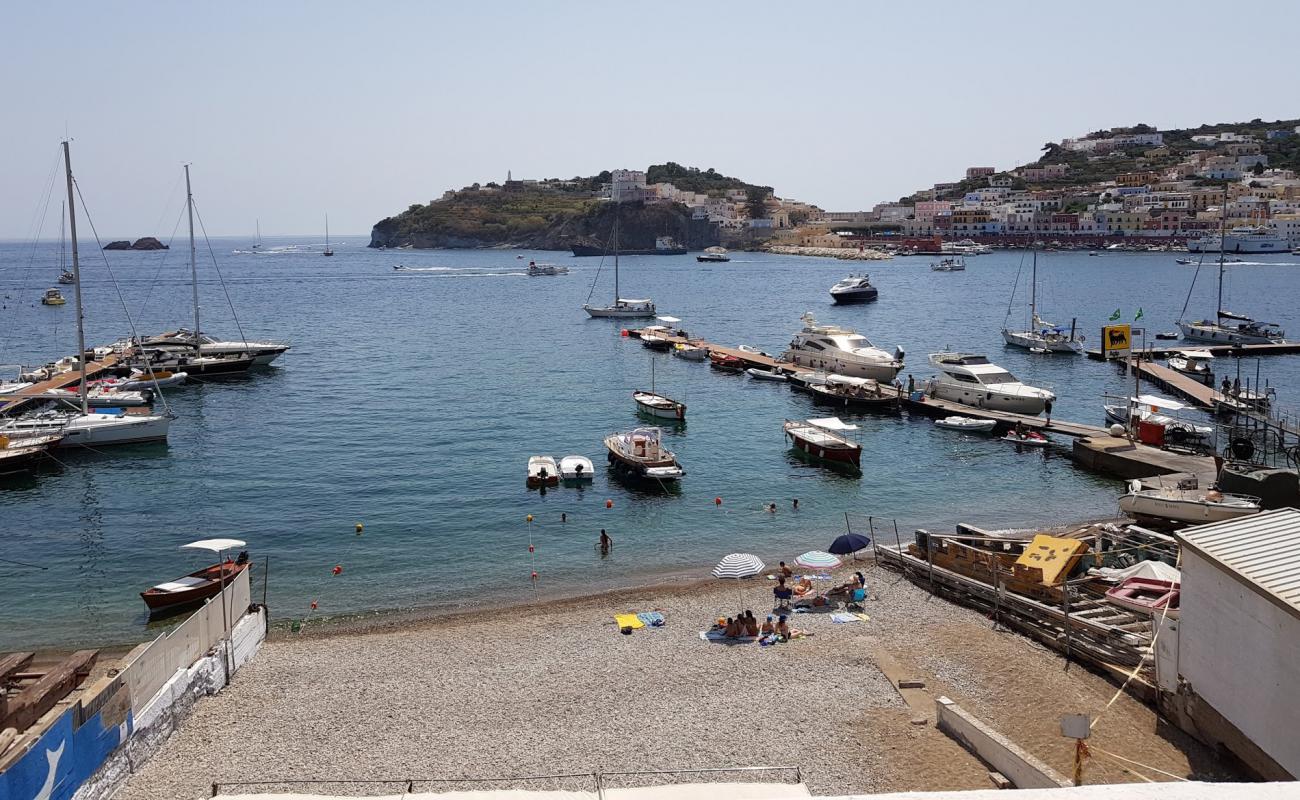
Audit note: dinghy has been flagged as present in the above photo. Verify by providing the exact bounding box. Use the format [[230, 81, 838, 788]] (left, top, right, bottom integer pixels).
[[746, 367, 787, 382], [526, 456, 559, 488], [559, 454, 594, 483], [934, 416, 997, 433]]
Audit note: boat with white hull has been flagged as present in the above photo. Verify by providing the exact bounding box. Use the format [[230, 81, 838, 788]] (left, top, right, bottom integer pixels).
[[136, 329, 289, 365], [927, 352, 1054, 415], [559, 455, 594, 482], [1177, 212, 1286, 344], [1119, 481, 1259, 525], [1001, 252, 1081, 353], [1187, 226, 1287, 254], [583, 212, 656, 318], [782, 313, 903, 382], [604, 427, 683, 480], [633, 391, 686, 421]]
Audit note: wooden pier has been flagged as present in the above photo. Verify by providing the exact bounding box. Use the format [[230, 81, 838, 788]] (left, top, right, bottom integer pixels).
[[629, 328, 811, 375], [1125, 360, 1223, 410], [1086, 340, 1300, 361], [901, 394, 1108, 439], [0, 354, 120, 416]]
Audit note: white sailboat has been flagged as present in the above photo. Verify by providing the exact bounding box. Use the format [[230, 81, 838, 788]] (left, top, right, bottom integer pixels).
[[583, 212, 655, 318], [56, 202, 75, 284], [1000, 252, 1082, 354], [323, 214, 334, 257], [1, 141, 171, 447]]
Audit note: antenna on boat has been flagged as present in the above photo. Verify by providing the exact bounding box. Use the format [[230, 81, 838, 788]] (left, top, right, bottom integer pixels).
[[62, 140, 88, 416]]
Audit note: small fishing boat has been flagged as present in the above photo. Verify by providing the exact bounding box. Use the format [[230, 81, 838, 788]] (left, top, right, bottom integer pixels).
[[1175, 258, 1195, 266], [1167, 350, 1214, 384], [671, 343, 707, 361], [1118, 481, 1260, 524], [1154, 331, 1181, 341], [745, 367, 787, 382], [604, 427, 684, 480], [526, 260, 569, 276], [930, 257, 965, 272], [633, 390, 686, 421], [526, 456, 560, 488], [708, 352, 744, 372], [696, 247, 730, 263], [784, 417, 861, 466], [829, 274, 878, 304], [40, 288, 66, 306], [559, 454, 594, 482], [934, 416, 997, 433], [1104, 577, 1180, 619], [806, 374, 900, 411], [141, 549, 250, 614], [1001, 429, 1049, 447], [639, 327, 675, 351], [0, 432, 63, 474], [737, 344, 771, 357]]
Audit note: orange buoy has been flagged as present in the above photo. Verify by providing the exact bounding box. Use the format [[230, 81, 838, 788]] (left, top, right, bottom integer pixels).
[[332, 565, 343, 576], [605, 499, 613, 509], [620, 329, 630, 337], [310, 600, 318, 610], [714, 496, 723, 506]]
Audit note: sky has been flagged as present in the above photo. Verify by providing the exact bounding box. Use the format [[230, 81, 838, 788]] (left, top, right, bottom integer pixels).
[[2, 1, 1297, 239]]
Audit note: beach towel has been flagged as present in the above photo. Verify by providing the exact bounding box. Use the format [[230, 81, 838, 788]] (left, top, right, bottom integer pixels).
[[830, 612, 860, 623], [615, 613, 644, 630], [636, 611, 665, 627], [698, 630, 757, 643]]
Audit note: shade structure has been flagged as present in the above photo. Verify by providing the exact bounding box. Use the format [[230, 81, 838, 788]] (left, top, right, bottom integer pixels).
[[712, 553, 765, 579], [182, 538, 246, 553], [828, 533, 871, 556], [795, 550, 843, 570]]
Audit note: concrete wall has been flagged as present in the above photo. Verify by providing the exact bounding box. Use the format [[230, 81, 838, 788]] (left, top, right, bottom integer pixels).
[[935, 697, 1069, 789], [1178, 550, 1300, 777]]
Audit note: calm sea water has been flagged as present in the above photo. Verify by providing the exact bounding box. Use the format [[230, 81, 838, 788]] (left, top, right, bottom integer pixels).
[[3, 237, 1298, 648]]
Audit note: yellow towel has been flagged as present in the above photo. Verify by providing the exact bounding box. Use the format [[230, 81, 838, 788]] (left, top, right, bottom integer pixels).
[[615, 613, 644, 629], [853, 612, 871, 622]]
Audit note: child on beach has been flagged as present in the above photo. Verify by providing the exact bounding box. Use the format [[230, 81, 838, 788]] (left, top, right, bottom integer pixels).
[[743, 610, 759, 637], [760, 615, 775, 635]]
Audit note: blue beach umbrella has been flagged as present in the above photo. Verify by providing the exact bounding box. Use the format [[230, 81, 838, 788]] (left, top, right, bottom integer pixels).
[[828, 533, 871, 559]]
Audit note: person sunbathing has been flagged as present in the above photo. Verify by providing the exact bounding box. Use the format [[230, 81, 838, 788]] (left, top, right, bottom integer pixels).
[[793, 576, 814, 596], [743, 610, 759, 637], [776, 615, 791, 639], [722, 617, 741, 638], [831, 571, 866, 595]]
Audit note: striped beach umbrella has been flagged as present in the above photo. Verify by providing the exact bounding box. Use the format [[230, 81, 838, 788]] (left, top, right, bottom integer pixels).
[[712, 553, 765, 579], [795, 550, 842, 571]]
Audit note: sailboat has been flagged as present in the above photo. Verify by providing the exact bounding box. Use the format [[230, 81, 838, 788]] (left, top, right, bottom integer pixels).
[[323, 215, 334, 257], [1177, 207, 1286, 344], [633, 357, 686, 421], [56, 203, 75, 284], [1001, 251, 1082, 354], [582, 210, 655, 318], [253, 219, 262, 251], [1, 141, 171, 447]]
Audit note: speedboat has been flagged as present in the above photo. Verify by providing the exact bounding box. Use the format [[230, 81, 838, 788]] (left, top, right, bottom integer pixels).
[[633, 390, 686, 421], [117, 347, 259, 376], [131, 329, 290, 365], [116, 369, 188, 390], [927, 352, 1054, 415], [1154, 331, 1180, 341], [526, 456, 559, 488], [745, 367, 787, 382], [526, 260, 569, 276], [783, 313, 903, 382], [1, 408, 171, 447], [671, 343, 707, 361], [604, 427, 684, 480], [829, 275, 878, 304], [696, 248, 730, 263], [559, 455, 594, 482], [1167, 350, 1214, 384], [930, 257, 965, 272], [40, 288, 67, 306], [805, 374, 900, 411], [933, 416, 997, 433], [1175, 258, 1196, 266], [1119, 481, 1260, 524], [784, 417, 861, 467], [708, 352, 744, 372]]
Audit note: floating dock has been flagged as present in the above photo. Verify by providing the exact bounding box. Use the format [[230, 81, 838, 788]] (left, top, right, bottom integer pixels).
[[1086, 340, 1300, 361], [0, 355, 120, 416], [1125, 360, 1224, 410], [901, 394, 1108, 438]]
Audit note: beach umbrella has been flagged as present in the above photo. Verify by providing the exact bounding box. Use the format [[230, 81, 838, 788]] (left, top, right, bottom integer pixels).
[[795, 550, 843, 571], [828, 533, 871, 559], [712, 552, 765, 605]]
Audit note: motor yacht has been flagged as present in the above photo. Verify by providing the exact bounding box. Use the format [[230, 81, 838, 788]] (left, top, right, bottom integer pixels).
[[926, 352, 1054, 415], [696, 247, 730, 263], [829, 275, 878, 304], [134, 329, 290, 365], [526, 260, 569, 276], [604, 427, 683, 480], [783, 313, 903, 382], [930, 257, 965, 272]]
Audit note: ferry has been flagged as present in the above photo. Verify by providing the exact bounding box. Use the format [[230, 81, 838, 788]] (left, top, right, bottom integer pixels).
[[1186, 226, 1287, 254]]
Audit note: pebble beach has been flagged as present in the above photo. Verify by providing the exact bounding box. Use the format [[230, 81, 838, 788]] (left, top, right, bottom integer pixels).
[[117, 562, 1235, 799]]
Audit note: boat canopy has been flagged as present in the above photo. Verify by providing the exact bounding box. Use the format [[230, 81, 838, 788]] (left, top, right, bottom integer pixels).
[[183, 538, 246, 552], [807, 417, 858, 432], [655, 316, 682, 324], [1176, 350, 1214, 360], [1131, 394, 1185, 411], [827, 374, 877, 388]]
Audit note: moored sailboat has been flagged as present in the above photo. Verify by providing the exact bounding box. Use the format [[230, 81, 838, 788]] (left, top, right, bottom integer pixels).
[[1000, 252, 1082, 353], [582, 211, 656, 318]]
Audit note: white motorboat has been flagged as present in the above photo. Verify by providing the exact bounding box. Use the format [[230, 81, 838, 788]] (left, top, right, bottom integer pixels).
[[633, 390, 686, 421], [829, 275, 878, 304], [1167, 350, 1214, 384], [604, 427, 684, 480], [930, 257, 965, 272], [526, 260, 569, 276], [933, 416, 996, 433], [671, 343, 707, 361], [784, 417, 861, 468], [927, 352, 1055, 415], [2, 409, 170, 447], [526, 455, 559, 488], [559, 455, 594, 482], [745, 367, 787, 382], [136, 329, 289, 366], [696, 247, 730, 263], [116, 369, 188, 390], [1119, 481, 1260, 524], [44, 386, 152, 408], [1001, 252, 1082, 354], [783, 313, 903, 382], [583, 213, 656, 318]]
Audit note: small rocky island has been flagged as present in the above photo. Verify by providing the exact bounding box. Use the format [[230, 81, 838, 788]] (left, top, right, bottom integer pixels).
[[104, 237, 169, 251]]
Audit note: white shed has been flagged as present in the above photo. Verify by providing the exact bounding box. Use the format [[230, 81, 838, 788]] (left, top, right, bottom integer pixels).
[[1171, 508, 1300, 779]]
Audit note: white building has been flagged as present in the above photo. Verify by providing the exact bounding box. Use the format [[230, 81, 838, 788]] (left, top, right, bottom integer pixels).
[[610, 169, 647, 203], [1164, 510, 1300, 780]]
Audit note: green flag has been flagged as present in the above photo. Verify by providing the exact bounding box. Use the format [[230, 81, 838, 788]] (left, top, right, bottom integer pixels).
[[1134, 308, 1144, 321], [1109, 309, 1121, 321]]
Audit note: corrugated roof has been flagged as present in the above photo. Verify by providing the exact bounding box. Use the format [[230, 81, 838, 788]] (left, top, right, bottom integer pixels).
[[1177, 508, 1300, 619]]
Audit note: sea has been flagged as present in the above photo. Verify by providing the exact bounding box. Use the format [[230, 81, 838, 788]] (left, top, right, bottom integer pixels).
[[3, 237, 1299, 649]]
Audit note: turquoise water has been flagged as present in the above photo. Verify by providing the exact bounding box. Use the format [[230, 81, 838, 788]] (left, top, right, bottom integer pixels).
[[3, 238, 1298, 648]]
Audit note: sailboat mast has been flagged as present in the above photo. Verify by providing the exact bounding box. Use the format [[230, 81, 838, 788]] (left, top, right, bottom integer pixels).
[[185, 165, 200, 341], [62, 141, 88, 415], [613, 209, 620, 303], [325, 214, 330, 249], [1030, 250, 1037, 325], [1216, 200, 1226, 316]]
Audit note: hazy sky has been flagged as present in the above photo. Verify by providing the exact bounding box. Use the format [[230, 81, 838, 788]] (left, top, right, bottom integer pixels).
[[3, 1, 1297, 239]]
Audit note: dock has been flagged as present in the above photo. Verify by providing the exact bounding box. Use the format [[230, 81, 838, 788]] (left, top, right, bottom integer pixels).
[[900, 393, 1108, 439], [1086, 340, 1300, 361], [1072, 435, 1217, 483], [0, 354, 120, 416], [1126, 360, 1224, 410], [629, 328, 811, 375]]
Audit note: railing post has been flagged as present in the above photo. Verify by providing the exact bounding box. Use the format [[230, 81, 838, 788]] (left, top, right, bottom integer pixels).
[[595, 771, 605, 800]]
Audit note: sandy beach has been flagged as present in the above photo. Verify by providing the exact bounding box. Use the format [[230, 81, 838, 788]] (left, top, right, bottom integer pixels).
[[118, 561, 1237, 799]]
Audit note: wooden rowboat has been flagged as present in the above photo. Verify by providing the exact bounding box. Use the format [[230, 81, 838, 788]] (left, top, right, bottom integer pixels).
[[141, 558, 250, 613]]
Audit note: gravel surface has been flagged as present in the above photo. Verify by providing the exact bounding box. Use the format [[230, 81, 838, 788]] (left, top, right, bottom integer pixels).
[[118, 563, 1235, 799]]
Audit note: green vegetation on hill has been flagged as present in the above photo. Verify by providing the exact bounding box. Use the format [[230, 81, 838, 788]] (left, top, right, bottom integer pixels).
[[645, 163, 771, 196], [372, 187, 599, 248]]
